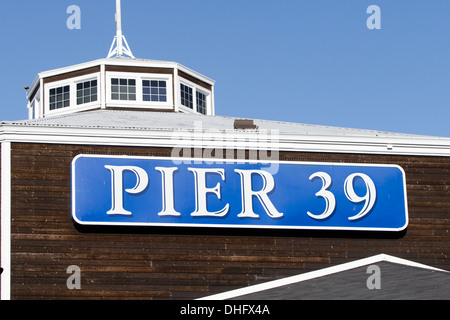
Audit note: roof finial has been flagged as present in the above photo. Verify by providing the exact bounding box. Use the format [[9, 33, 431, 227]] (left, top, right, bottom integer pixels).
[[107, 0, 135, 59]]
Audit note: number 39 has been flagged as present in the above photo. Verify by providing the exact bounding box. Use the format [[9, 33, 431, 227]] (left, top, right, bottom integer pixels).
[[307, 172, 377, 221]]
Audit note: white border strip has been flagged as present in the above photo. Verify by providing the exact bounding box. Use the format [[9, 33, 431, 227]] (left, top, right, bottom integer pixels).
[[1, 124, 450, 157], [197, 254, 448, 300], [1, 142, 11, 300]]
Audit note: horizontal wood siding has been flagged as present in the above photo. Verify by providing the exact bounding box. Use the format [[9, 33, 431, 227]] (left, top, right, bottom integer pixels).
[[0, 144, 2, 300], [43, 66, 101, 85], [9, 143, 450, 299], [105, 65, 174, 75], [178, 70, 212, 91]]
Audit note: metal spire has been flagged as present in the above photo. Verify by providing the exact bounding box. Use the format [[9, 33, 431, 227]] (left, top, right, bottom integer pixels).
[[107, 0, 135, 59]]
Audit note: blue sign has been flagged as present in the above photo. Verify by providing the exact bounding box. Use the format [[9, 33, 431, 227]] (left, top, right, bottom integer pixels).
[[71, 155, 408, 231]]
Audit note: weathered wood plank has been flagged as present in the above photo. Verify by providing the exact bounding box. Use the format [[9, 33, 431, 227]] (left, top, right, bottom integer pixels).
[[8, 142, 450, 300]]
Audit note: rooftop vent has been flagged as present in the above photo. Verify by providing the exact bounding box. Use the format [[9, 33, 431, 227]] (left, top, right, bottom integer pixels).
[[234, 119, 258, 130]]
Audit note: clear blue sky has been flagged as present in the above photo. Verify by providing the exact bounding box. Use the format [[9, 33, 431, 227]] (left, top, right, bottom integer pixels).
[[1, 0, 450, 137]]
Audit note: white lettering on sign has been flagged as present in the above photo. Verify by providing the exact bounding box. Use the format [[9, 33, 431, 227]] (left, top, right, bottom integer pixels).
[[234, 169, 283, 219], [104, 165, 149, 215], [155, 167, 180, 216], [307, 172, 336, 220], [307, 171, 377, 221], [103, 165, 284, 219], [188, 167, 230, 217], [102, 165, 379, 222], [344, 173, 377, 221]]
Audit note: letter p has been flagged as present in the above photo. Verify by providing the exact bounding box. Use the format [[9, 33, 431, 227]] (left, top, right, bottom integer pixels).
[[105, 165, 149, 215]]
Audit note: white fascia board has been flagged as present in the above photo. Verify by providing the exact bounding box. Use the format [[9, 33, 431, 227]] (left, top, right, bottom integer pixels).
[[26, 75, 41, 100], [103, 58, 178, 70], [1, 125, 450, 157], [176, 63, 216, 86], [36, 58, 214, 85], [37, 58, 178, 78], [37, 59, 105, 79], [281, 133, 450, 155], [29, 58, 214, 100], [197, 254, 448, 300]]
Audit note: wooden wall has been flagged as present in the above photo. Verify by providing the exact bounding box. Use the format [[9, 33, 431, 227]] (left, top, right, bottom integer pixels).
[[0, 144, 2, 300], [8, 142, 450, 299]]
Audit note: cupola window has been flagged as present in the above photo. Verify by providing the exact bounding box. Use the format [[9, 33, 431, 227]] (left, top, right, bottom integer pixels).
[[179, 80, 210, 115], [49, 85, 70, 110], [196, 91, 207, 115], [111, 78, 136, 101], [77, 79, 98, 105], [180, 83, 193, 109], [143, 80, 167, 102]]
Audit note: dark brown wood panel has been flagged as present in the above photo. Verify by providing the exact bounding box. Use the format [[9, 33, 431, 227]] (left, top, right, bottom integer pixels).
[[9, 142, 450, 299], [0, 144, 2, 300], [105, 65, 174, 75], [43, 66, 101, 84], [178, 70, 212, 91]]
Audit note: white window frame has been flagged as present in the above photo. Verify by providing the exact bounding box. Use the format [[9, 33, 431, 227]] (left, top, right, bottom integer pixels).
[[76, 78, 99, 107], [142, 78, 169, 103], [106, 72, 173, 110], [180, 82, 194, 110], [44, 73, 101, 117], [195, 89, 208, 115], [28, 100, 35, 120], [28, 91, 41, 120], [177, 78, 211, 115]]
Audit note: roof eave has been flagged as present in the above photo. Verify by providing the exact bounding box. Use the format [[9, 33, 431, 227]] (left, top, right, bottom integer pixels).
[[32, 57, 215, 88], [1, 123, 450, 157]]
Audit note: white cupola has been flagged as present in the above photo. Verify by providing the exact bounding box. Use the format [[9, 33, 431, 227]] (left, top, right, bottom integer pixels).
[[25, 0, 215, 120]]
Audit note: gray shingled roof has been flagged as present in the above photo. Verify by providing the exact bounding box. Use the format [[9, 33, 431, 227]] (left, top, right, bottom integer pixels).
[[231, 262, 450, 300], [199, 254, 450, 300]]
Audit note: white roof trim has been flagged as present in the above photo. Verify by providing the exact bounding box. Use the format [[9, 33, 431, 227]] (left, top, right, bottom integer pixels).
[[197, 254, 449, 300], [2, 110, 450, 157], [1, 128, 450, 157], [0, 126, 448, 156], [26, 58, 215, 98], [36, 58, 214, 83]]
